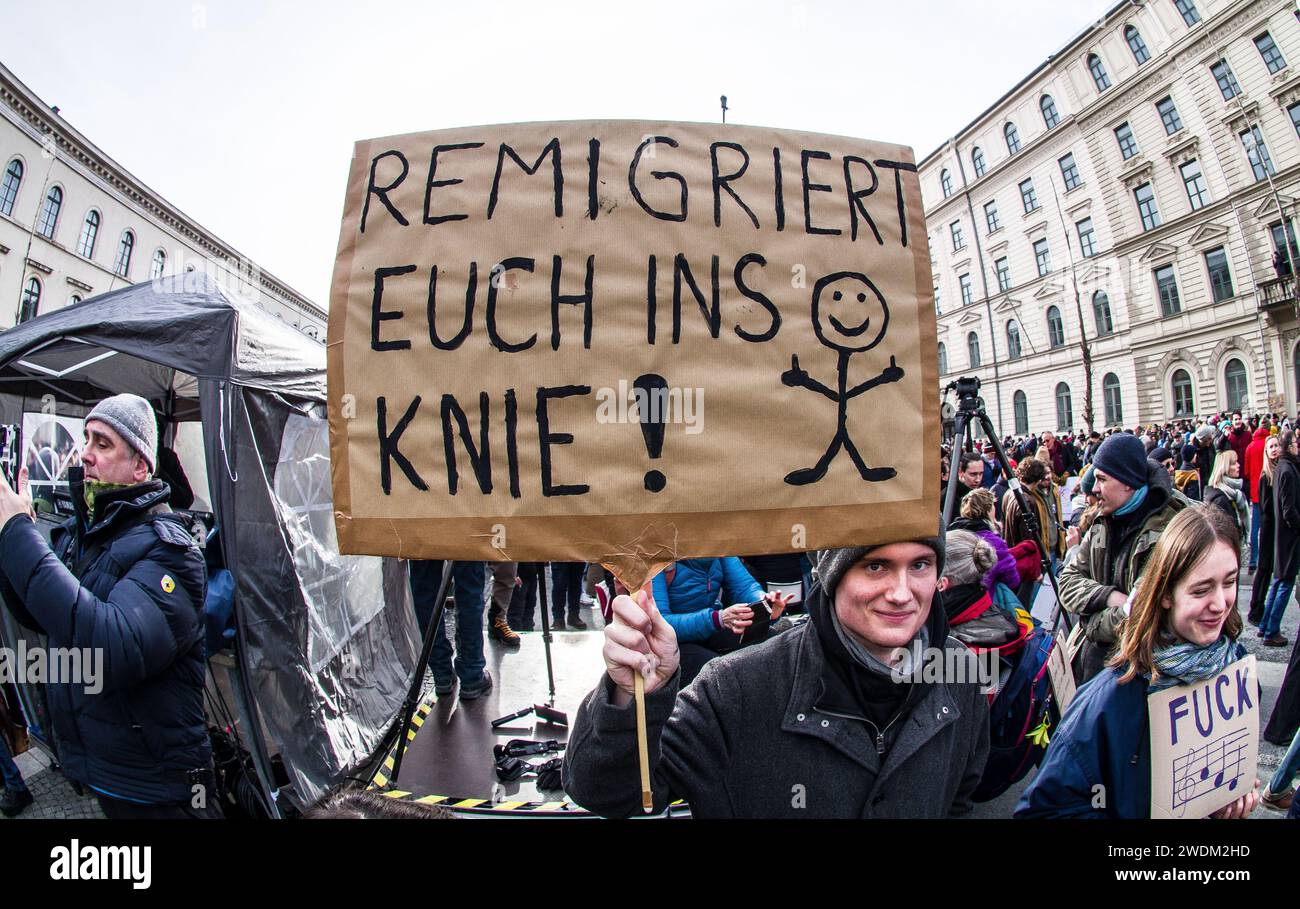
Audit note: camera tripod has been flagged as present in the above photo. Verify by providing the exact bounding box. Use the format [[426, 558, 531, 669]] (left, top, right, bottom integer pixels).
[[940, 377, 1071, 632]]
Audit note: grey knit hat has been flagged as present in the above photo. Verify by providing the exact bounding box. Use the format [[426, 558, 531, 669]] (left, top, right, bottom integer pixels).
[[814, 537, 946, 599], [86, 393, 157, 474]]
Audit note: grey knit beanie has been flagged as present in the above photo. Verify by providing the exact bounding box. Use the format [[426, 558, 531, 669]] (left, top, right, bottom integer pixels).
[[814, 537, 945, 599], [86, 393, 157, 474]]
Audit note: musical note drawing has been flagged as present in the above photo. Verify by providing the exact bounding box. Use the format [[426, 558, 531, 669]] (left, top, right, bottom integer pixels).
[[1170, 729, 1250, 813]]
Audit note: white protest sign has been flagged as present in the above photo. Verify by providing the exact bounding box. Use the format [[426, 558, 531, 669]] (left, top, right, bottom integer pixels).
[[1148, 655, 1258, 819]]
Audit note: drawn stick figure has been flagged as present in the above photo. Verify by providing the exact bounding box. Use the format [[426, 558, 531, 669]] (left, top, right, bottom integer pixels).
[[782, 271, 903, 486]]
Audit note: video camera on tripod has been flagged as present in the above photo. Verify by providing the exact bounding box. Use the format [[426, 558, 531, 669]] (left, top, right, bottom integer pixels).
[[939, 377, 1069, 632]]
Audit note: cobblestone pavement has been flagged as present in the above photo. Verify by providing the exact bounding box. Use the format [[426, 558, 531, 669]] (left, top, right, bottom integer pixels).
[[1, 746, 104, 820]]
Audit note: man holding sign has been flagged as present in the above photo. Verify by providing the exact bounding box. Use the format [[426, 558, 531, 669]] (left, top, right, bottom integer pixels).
[[563, 539, 989, 818], [1017, 507, 1260, 819]]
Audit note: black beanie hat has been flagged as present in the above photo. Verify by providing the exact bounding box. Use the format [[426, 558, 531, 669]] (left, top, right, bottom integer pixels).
[[814, 537, 946, 599], [1092, 433, 1149, 490]]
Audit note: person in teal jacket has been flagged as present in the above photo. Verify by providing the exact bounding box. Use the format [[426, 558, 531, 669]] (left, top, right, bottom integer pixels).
[[652, 558, 790, 684]]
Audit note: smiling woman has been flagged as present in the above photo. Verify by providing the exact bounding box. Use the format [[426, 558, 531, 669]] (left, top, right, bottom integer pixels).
[[1017, 507, 1258, 819]]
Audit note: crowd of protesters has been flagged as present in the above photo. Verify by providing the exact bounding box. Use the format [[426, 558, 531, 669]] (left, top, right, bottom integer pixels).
[[565, 408, 1300, 819], [4, 397, 1300, 821]]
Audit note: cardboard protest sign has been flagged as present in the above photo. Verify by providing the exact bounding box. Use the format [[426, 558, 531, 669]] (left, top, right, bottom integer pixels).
[[1046, 627, 1076, 714], [1148, 655, 1258, 819], [328, 121, 937, 584]]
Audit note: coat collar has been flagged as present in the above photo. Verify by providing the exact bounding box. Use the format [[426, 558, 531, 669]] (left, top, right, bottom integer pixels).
[[780, 620, 965, 777]]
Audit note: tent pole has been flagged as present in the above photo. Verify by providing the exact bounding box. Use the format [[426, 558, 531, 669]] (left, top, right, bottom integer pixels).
[[387, 560, 453, 786]]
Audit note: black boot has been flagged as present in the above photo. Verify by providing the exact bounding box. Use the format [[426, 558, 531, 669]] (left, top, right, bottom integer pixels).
[[567, 610, 588, 630]]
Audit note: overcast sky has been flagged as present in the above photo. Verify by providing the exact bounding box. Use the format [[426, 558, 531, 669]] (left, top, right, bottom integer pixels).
[[6, 0, 1115, 306]]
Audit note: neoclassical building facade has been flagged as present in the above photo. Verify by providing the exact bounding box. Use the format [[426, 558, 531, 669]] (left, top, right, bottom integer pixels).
[[922, 0, 1300, 434], [0, 61, 325, 337]]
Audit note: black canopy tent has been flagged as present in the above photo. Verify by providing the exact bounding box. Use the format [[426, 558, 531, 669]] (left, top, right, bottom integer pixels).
[[0, 274, 419, 812]]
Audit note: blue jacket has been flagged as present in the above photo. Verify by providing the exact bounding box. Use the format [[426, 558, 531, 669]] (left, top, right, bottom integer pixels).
[[651, 558, 765, 643], [0, 478, 211, 804], [1016, 642, 1247, 819]]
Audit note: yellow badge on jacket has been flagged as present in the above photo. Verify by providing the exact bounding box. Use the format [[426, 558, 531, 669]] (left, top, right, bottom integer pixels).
[[161, 575, 175, 593]]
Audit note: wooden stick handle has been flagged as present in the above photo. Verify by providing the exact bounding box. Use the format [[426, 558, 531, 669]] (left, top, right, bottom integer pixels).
[[634, 670, 652, 813]]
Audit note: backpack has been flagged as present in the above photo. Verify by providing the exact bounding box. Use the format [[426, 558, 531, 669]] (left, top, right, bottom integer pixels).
[[972, 622, 1058, 802]]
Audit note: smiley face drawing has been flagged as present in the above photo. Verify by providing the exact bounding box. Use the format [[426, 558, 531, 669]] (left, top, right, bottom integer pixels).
[[782, 271, 903, 486]]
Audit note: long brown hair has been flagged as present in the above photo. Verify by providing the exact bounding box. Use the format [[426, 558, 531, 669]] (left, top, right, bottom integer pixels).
[[1109, 506, 1243, 685]]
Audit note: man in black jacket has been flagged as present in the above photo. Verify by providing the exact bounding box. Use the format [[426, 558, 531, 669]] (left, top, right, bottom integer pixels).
[[563, 538, 989, 818], [0, 394, 217, 818]]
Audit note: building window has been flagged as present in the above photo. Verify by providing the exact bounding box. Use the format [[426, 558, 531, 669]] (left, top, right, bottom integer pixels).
[[960, 273, 973, 306], [114, 230, 134, 278], [1093, 290, 1114, 335], [1055, 382, 1073, 432], [938, 341, 948, 375], [0, 159, 22, 217], [1171, 368, 1194, 416], [1005, 122, 1021, 155], [1291, 102, 1300, 139], [1155, 264, 1181, 316], [1088, 53, 1111, 92], [1059, 152, 1081, 191], [151, 248, 167, 280], [1019, 178, 1038, 213], [1205, 246, 1234, 302], [934, 281, 941, 312], [1115, 122, 1139, 160], [984, 199, 1000, 233], [1047, 305, 1065, 348], [1224, 358, 1248, 411], [35, 185, 61, 239], [68, 294, 82, 306], [972, 146, 986, 178], [995, 257, 1011, 291], [1103, 373, 1123, 425], [1174, 0, 1200, 28], [1006, 320, 1022, 359], [1077, 217, 1097, 258], [1272, 220, 1299, 276], [77, 209, 100, 258], [1211, 59, 1241, 101], [1157, 96, 1183, 135], [1125, 25, 1150, 65], [1180, 159, 1209, 210], [1041, 95, 1060, 129], [1255, 32, 1287, 75], [1014, 390, 1029, 435], [1135, 182, 1161, 231], [950, 220, 965, 251], [1034, 238, 1052, 277], [967, 331, 981, 368], [1240, 126, 1274, 182], [941, 168, 953, 198], [19, 276, 40, 323]]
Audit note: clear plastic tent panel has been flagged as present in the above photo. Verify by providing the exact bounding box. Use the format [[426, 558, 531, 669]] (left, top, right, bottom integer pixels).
[[272, 412, 385, 672]]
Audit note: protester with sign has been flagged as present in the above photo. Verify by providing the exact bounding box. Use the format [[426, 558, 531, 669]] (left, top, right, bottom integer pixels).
[[1058, 433, 1189, 684], [0, 394, 219, 818], [564, 540, 989, 817], [1016, 507, 1259, 819]]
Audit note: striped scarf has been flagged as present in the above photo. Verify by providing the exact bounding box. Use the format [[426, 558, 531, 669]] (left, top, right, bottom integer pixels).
[[1146, 636, 1236, 693]]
